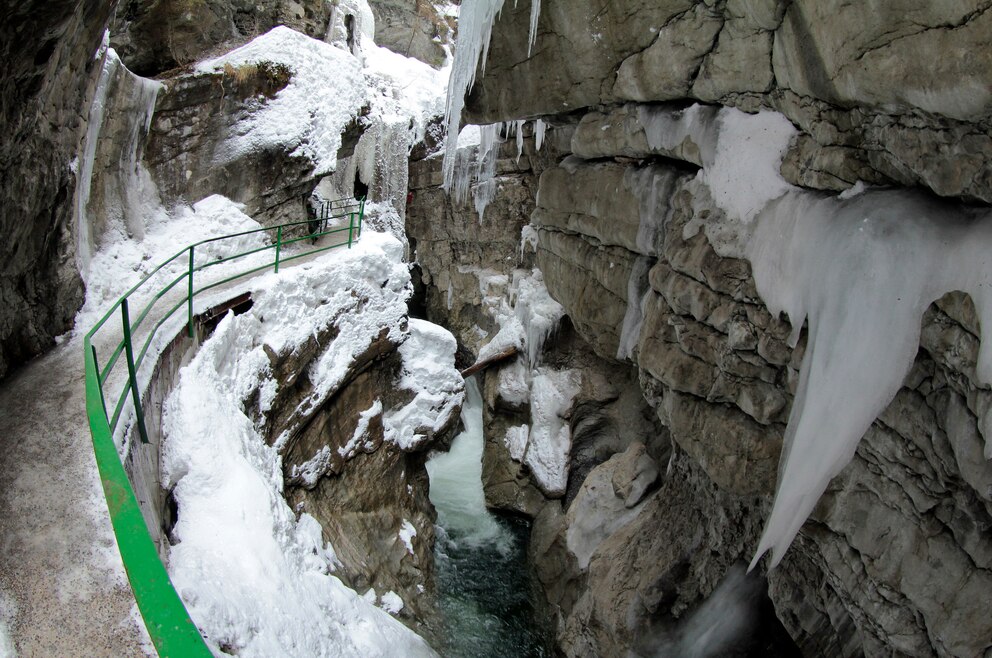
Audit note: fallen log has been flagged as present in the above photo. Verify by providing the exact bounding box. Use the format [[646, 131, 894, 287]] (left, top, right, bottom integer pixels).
[[460, 346, 518, 378]]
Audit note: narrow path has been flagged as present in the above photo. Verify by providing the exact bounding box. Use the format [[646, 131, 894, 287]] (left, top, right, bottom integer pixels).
[[0, 231, 358, 657], [0, 335, 147, 657]]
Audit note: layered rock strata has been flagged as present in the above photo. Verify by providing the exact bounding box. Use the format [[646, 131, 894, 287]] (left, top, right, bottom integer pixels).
[[466, 0, 992, 202], [431, 1, 992, 655]]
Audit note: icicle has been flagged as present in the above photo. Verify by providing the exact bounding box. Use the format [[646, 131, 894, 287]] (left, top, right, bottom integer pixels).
[[512, 269, 564, 369], [747, 189, 992, 570], [535, 118, 546, 151], [471, 123, 502, 221], [616, 257, 652, 361], [75, 44, 117, 273], [442, 0, 507, 192], [527, 0, 542, 56], [519, 224, 539, 261], [515, 119, 525, 162], [75, 44, 164, 276]]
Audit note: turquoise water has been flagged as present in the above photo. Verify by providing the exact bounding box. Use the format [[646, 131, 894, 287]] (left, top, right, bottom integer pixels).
[[426, 379, 553, 658]]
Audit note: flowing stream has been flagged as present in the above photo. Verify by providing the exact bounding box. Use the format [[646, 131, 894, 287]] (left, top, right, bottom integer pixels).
[[426, 378, 552, 657]]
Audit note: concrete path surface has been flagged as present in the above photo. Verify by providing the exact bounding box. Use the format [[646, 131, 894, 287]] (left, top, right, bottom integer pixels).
[[0, 335, 149, 657]]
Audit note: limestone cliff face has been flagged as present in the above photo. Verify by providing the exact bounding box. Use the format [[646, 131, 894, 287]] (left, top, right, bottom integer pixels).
[[439, 1, 992, 656], [110, 0, 335, 76], [466, 0, 992, 203], [367, 0, 458, 68], [144, 62, 352, 225], [0, 0, 115, 379]]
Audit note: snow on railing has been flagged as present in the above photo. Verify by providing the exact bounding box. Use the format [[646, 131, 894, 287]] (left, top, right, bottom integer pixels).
[[83, 197, 364, 656]]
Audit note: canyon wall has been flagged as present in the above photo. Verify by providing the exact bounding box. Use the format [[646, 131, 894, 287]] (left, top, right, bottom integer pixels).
[[367, 0, 458, 67], [0, 0, 115, 379], [420, 1, 992, 656]]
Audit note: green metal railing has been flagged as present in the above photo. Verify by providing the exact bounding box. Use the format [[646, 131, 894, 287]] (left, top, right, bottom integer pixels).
[[83, 197, 365, 656]]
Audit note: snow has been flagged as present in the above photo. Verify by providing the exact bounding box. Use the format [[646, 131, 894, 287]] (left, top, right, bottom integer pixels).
[[838, 180, 868, 199], [346, 43, 449, 218], [78, 194, 266, 333], [338, 400, 385, 459], [497, 359, 531, 406], [290, 447, 334, 489], [638, 103, 796, 225], [379, 592, 405, 615], [160, 231, 438, 657], [398, 521, 417, 556], [383, 319, 465, 451], [504, 425, 530, 462], [477, 314, 525, 362], [515, 368, 582, 496], [197, 26, 368, 177], [703, 108, 796, 224], [363, 45, 448, 144]]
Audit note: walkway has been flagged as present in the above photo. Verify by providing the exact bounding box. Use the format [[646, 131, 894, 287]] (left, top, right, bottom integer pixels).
[[0, 216, 361, 656], [0, 334, 147, 656]]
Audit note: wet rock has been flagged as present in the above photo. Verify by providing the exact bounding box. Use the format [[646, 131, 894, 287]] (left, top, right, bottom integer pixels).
[[0, 0, 114, 379]]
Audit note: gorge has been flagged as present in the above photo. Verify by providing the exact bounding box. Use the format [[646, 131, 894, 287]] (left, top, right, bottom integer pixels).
[[0, 1, 991, 657]]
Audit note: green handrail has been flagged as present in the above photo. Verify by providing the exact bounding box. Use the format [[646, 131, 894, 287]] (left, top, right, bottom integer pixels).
[[83, 197, 365, 656]]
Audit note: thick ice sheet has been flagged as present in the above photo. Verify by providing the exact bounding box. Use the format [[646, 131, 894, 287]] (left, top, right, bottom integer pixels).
[[748, 189, 992, 567], [639, 102, 992, 570]]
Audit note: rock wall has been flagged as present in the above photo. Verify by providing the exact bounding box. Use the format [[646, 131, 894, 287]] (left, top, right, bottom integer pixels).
[[406, 125, 796, 655], [367, 0, 458, 68], [145, 62, 338, 225], [436, 1, 992, 656], [110, 0, 335, 76], [466, 0, 992, 203], [0, 0, 115, 379]]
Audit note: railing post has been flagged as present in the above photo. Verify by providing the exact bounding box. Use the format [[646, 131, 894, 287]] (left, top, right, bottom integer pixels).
[[275, 226, 282, 273], [121, 299, 150, 445], [347, 213, 355, 248], [187, 247, 195, 338], [358, 198, 364, 238], [90, 343, 110, 424]]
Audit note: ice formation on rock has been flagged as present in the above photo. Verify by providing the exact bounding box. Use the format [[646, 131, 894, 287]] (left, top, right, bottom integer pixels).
[[637, 102, 992, 570], [442, 0, 543, 206], [75, 43, 163, 273], [748, 189, 992, 568]]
